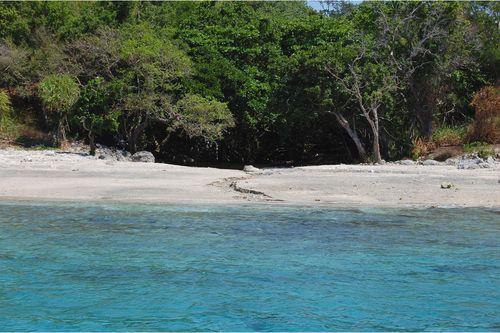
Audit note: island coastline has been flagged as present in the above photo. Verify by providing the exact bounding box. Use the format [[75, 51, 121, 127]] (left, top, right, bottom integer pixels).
[[1, 148, 498, 209]]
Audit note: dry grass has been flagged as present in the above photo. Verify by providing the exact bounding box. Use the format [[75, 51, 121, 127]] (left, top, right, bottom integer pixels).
[[468, 86, 500, 144], [14, 126, 53, 147], [411, 137, 436, 160]]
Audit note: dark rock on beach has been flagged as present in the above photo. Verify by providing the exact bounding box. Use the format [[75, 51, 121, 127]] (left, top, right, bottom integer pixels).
[[96, 144, 132, 162]]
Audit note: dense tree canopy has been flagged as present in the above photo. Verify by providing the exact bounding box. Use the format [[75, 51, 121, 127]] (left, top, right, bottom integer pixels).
[[0, 1, 498, 164]]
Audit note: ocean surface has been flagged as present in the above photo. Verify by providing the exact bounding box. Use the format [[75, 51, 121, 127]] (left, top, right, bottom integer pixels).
[[0, 201, 499, 331]]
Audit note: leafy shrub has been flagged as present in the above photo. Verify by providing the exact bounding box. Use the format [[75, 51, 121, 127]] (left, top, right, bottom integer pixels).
[[0, 90, 11, 120], [463, 141, 495, 158], [75, 77, 119, 155], [468, 86, 499, 144], [38, 74, 80, 145], [173, 94, 235, 142], [38, 74, 80, 113], [0, 90, 20, 139], [431, 125, 466, 146]]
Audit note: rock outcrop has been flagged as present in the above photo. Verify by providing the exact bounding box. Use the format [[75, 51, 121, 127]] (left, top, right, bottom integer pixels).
[[96, 144, 132, 162], [457, 154, 496, 169], [131, 151, 155, 163]]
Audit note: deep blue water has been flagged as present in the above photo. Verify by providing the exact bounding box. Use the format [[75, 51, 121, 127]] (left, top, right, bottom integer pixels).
[[0, 202, 499, 331]]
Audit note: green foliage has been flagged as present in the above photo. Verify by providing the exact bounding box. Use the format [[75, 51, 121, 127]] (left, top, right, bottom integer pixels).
[[0, 42, 30, 91], [463, 141, 495, 158], [0, 1, 497, 163], [173, 94, 234, 142], [0, 90, 22, 140], [0, 3, 29, 42], [411, 124, 467, 161], [432, 125, 466, 146], [118, 24, 192, 85], [76, 77, 118, 136], [0, 89, 13, 134], [38, 74, 80, 113], [0, 90, 11, 119], [37, 73, 79, 145]]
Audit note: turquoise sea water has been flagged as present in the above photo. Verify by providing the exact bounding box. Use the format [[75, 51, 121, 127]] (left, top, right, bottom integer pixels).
[[0, 202, 499, 331]]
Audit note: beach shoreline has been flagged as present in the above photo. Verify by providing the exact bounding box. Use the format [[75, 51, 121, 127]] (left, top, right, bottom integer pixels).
[[1, 148, 499, 208]]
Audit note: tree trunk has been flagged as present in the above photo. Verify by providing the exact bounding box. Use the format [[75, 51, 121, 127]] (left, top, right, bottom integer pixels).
[[128, 136, 137, 154], [372, 131, 382, 163], [127, 119, 149, 154], [332, 111, 368, 161], [420, 110, 433, 138], [89, 131, 96, 156], [410, 83, 433, 138], [52, 116, 66, 147], [368, 114, 382, 164]]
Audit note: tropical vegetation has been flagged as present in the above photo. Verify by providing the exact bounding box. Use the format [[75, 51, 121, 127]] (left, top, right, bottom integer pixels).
[[0, 1, 498, 164]]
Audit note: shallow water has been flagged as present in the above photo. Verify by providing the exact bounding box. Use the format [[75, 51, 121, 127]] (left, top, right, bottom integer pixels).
[[0, 202, 499, 331]]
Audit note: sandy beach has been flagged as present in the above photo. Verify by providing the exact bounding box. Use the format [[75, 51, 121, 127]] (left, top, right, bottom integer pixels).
[[0, 148, 498, 208]]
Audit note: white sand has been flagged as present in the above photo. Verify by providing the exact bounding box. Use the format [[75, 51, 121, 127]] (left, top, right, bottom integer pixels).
[[0, 148, 499, 208]]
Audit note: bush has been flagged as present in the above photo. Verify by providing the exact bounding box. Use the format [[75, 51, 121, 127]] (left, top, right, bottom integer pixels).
[[0, 90, 22, 140], [0, 90, 11, 120], [38, 74, 80, 145], [463, 141, 495, 158], [173, 94, 234, 142], [38, 74, 80, 113], [412, 125, 466, 160], [411, 137, 435, 160], [432, 125, 466, 146], [468, 86, 499, 143]]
